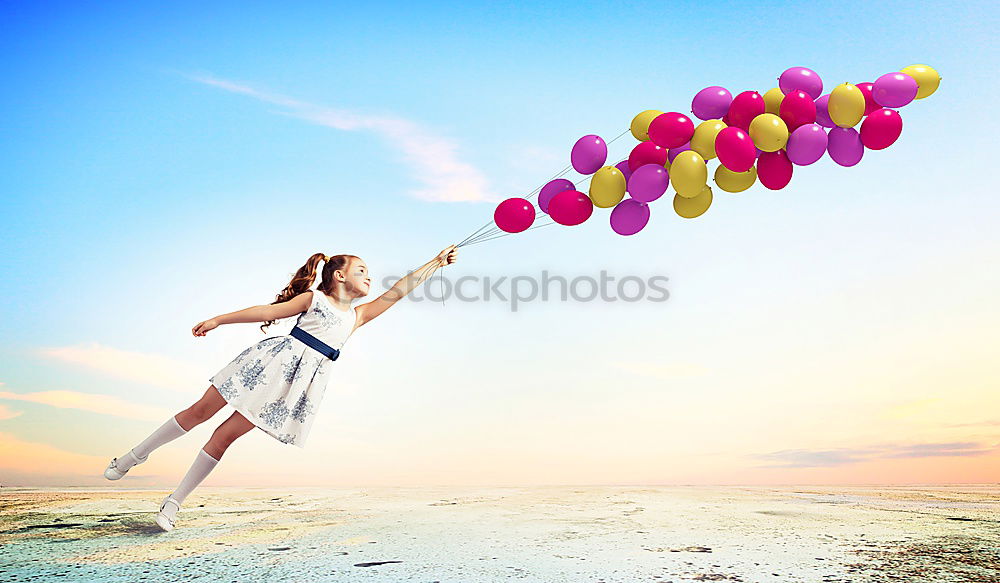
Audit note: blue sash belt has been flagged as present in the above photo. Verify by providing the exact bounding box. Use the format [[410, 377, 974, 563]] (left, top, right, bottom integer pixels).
[[290, 326, 341, 361]]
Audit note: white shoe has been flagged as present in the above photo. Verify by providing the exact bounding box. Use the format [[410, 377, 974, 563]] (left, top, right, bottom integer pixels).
[[103, 448, 149, 480], [155, 495, 181, 532]]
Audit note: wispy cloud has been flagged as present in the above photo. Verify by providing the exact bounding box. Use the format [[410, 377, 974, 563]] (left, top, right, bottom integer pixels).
[[0, 431, 128, 486], [35, 343, 206, 393], [0, 402, 23, 420], [0, 389, 174, 422], [754, 441, 999, 468], [184, 73, 495, 203]]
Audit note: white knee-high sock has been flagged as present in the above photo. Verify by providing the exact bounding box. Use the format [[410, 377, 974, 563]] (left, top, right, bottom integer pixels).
[[170, 449, 219, 506], [116, 416, 188, 472]]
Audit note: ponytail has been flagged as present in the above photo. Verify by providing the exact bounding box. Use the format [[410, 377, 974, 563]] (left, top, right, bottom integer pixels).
[[260, 253, 354, 333]]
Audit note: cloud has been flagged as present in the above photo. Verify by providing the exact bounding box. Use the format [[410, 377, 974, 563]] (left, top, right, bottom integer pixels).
[[754, 441, 999, 468], [0, 431, 118, 486], [35, 343, 206, 393], [0, 389, 175, 422], [0, 402, 24, 420], [184, 73, 496, 203]]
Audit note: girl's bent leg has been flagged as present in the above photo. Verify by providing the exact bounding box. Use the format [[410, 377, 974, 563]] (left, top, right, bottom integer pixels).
[[175, 385, 229, 431], [203, 410, 257, 461]]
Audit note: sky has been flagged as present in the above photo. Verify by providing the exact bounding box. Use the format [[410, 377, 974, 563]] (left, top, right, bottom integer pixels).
[[1, 1, 998, 488]]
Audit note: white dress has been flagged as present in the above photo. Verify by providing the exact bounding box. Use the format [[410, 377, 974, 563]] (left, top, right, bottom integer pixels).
[[209, 290, 357, 448]]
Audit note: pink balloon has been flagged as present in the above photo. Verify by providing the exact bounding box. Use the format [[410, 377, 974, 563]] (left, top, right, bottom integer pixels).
[[786, 124, 828, 166], [727, 91, 765, 131], [757, 150, 793, 190], [494, 197, 535, 233], [610, 199, 650, 236], [814, 94, 835, 128], [648, 112, 695, 149], [856, 82, 879, 116], [715, 126, 756, 172], [548, 190, 594, 226], [538, 178, 575, 214], [628, 141, 668, 172], [614, 160, 633, 182], [778, 89, 817, 131], [692, 86, 733, 121], [627, 164, 670, 202], [860, 108, 903, 150], [667, 142, 691, 163], [778, 66, 823, 99], [827, 127, 864, 166], [571, 134, 608, 174], [872, 72, 918, 108]]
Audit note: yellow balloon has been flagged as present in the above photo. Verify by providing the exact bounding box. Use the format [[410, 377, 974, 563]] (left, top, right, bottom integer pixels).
[[671, 150, 708, 198], [901, 64, 941, 99], [714, 165, 757, 193], [589, 166, 627, 208], [690, 119, 727, 160], [663, 158, 671, 172], [828, 82, 866, 127], [749, 113, 789, 152], [630, 109, 664, 141], [763, 87, 784, 115], [674, 185, 713, 218]]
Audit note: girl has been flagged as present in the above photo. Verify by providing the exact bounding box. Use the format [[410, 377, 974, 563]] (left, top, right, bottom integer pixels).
[[103, 245, 459, 531]]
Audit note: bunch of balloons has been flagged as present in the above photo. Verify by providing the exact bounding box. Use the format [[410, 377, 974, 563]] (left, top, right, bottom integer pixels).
[[493, 64, 940, 237]]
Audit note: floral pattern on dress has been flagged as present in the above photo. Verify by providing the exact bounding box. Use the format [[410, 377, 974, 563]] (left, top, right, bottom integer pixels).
[[281, 354, 305, 384], [290, 391, 315, 423], [259, 398, 290, 429], [216, 378, 238, 400], [236, 360, 267, 391]]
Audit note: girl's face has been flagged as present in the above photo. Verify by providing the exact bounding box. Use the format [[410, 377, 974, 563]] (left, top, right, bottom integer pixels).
[[340, 257, 371, 298]]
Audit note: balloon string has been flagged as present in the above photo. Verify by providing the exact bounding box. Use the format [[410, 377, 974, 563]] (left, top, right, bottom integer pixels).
[[456, 128, 631, 248], [460, 220, 557, 248]]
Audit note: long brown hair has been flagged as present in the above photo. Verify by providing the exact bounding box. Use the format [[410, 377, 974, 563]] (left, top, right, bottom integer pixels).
[[260, 253, 358, 333]]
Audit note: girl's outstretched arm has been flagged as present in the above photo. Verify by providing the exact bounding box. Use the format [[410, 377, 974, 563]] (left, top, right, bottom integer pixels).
[[192, 292, 313, 337], [356, 244, 458, 327]]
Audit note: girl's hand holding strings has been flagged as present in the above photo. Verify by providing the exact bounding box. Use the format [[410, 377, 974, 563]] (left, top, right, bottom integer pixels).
[[436, 244, 459, 267], [192, 318, 220, 337]]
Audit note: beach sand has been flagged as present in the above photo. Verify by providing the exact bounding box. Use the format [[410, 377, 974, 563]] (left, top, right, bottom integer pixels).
[[1, 485, 997, 582]]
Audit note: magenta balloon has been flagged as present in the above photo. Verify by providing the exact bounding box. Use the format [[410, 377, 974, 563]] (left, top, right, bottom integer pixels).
[[814, 94, 835, 128], [648, 112, 695, 149], [691, 86, 733, 121], [727, 91, 765, 131], [785, 124, 828, 166], [493, 197, 535, 233], [778, 89, 817, 131], [860, 108, 903, 150], [714, 126, 756, 172], [667, 142, 691, 163], [610, 199, 651, 236], [628, 141, 668, 172], [539, 179, 575, 214], [571, 134, 608, 174], [872, 72, 918, 108], [778, 66, 823, 99], [757, 150, 793, 190], [856, 82, 879, 115], [548, 190, 594, 226], [614, 160, 633, 183], [827, 127, 864, 166], [627, 164, 670, 203]]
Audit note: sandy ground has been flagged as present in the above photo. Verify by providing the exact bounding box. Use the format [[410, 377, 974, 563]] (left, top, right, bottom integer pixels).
[[0, 485, 997, 582]]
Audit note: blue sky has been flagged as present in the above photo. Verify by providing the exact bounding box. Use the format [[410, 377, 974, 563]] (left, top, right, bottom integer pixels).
[[1, 1, 998, 486]]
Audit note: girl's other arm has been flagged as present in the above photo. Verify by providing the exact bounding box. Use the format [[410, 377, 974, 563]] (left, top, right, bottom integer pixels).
[[192, 291, 313, 336], [356, 245, 458, 327]]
